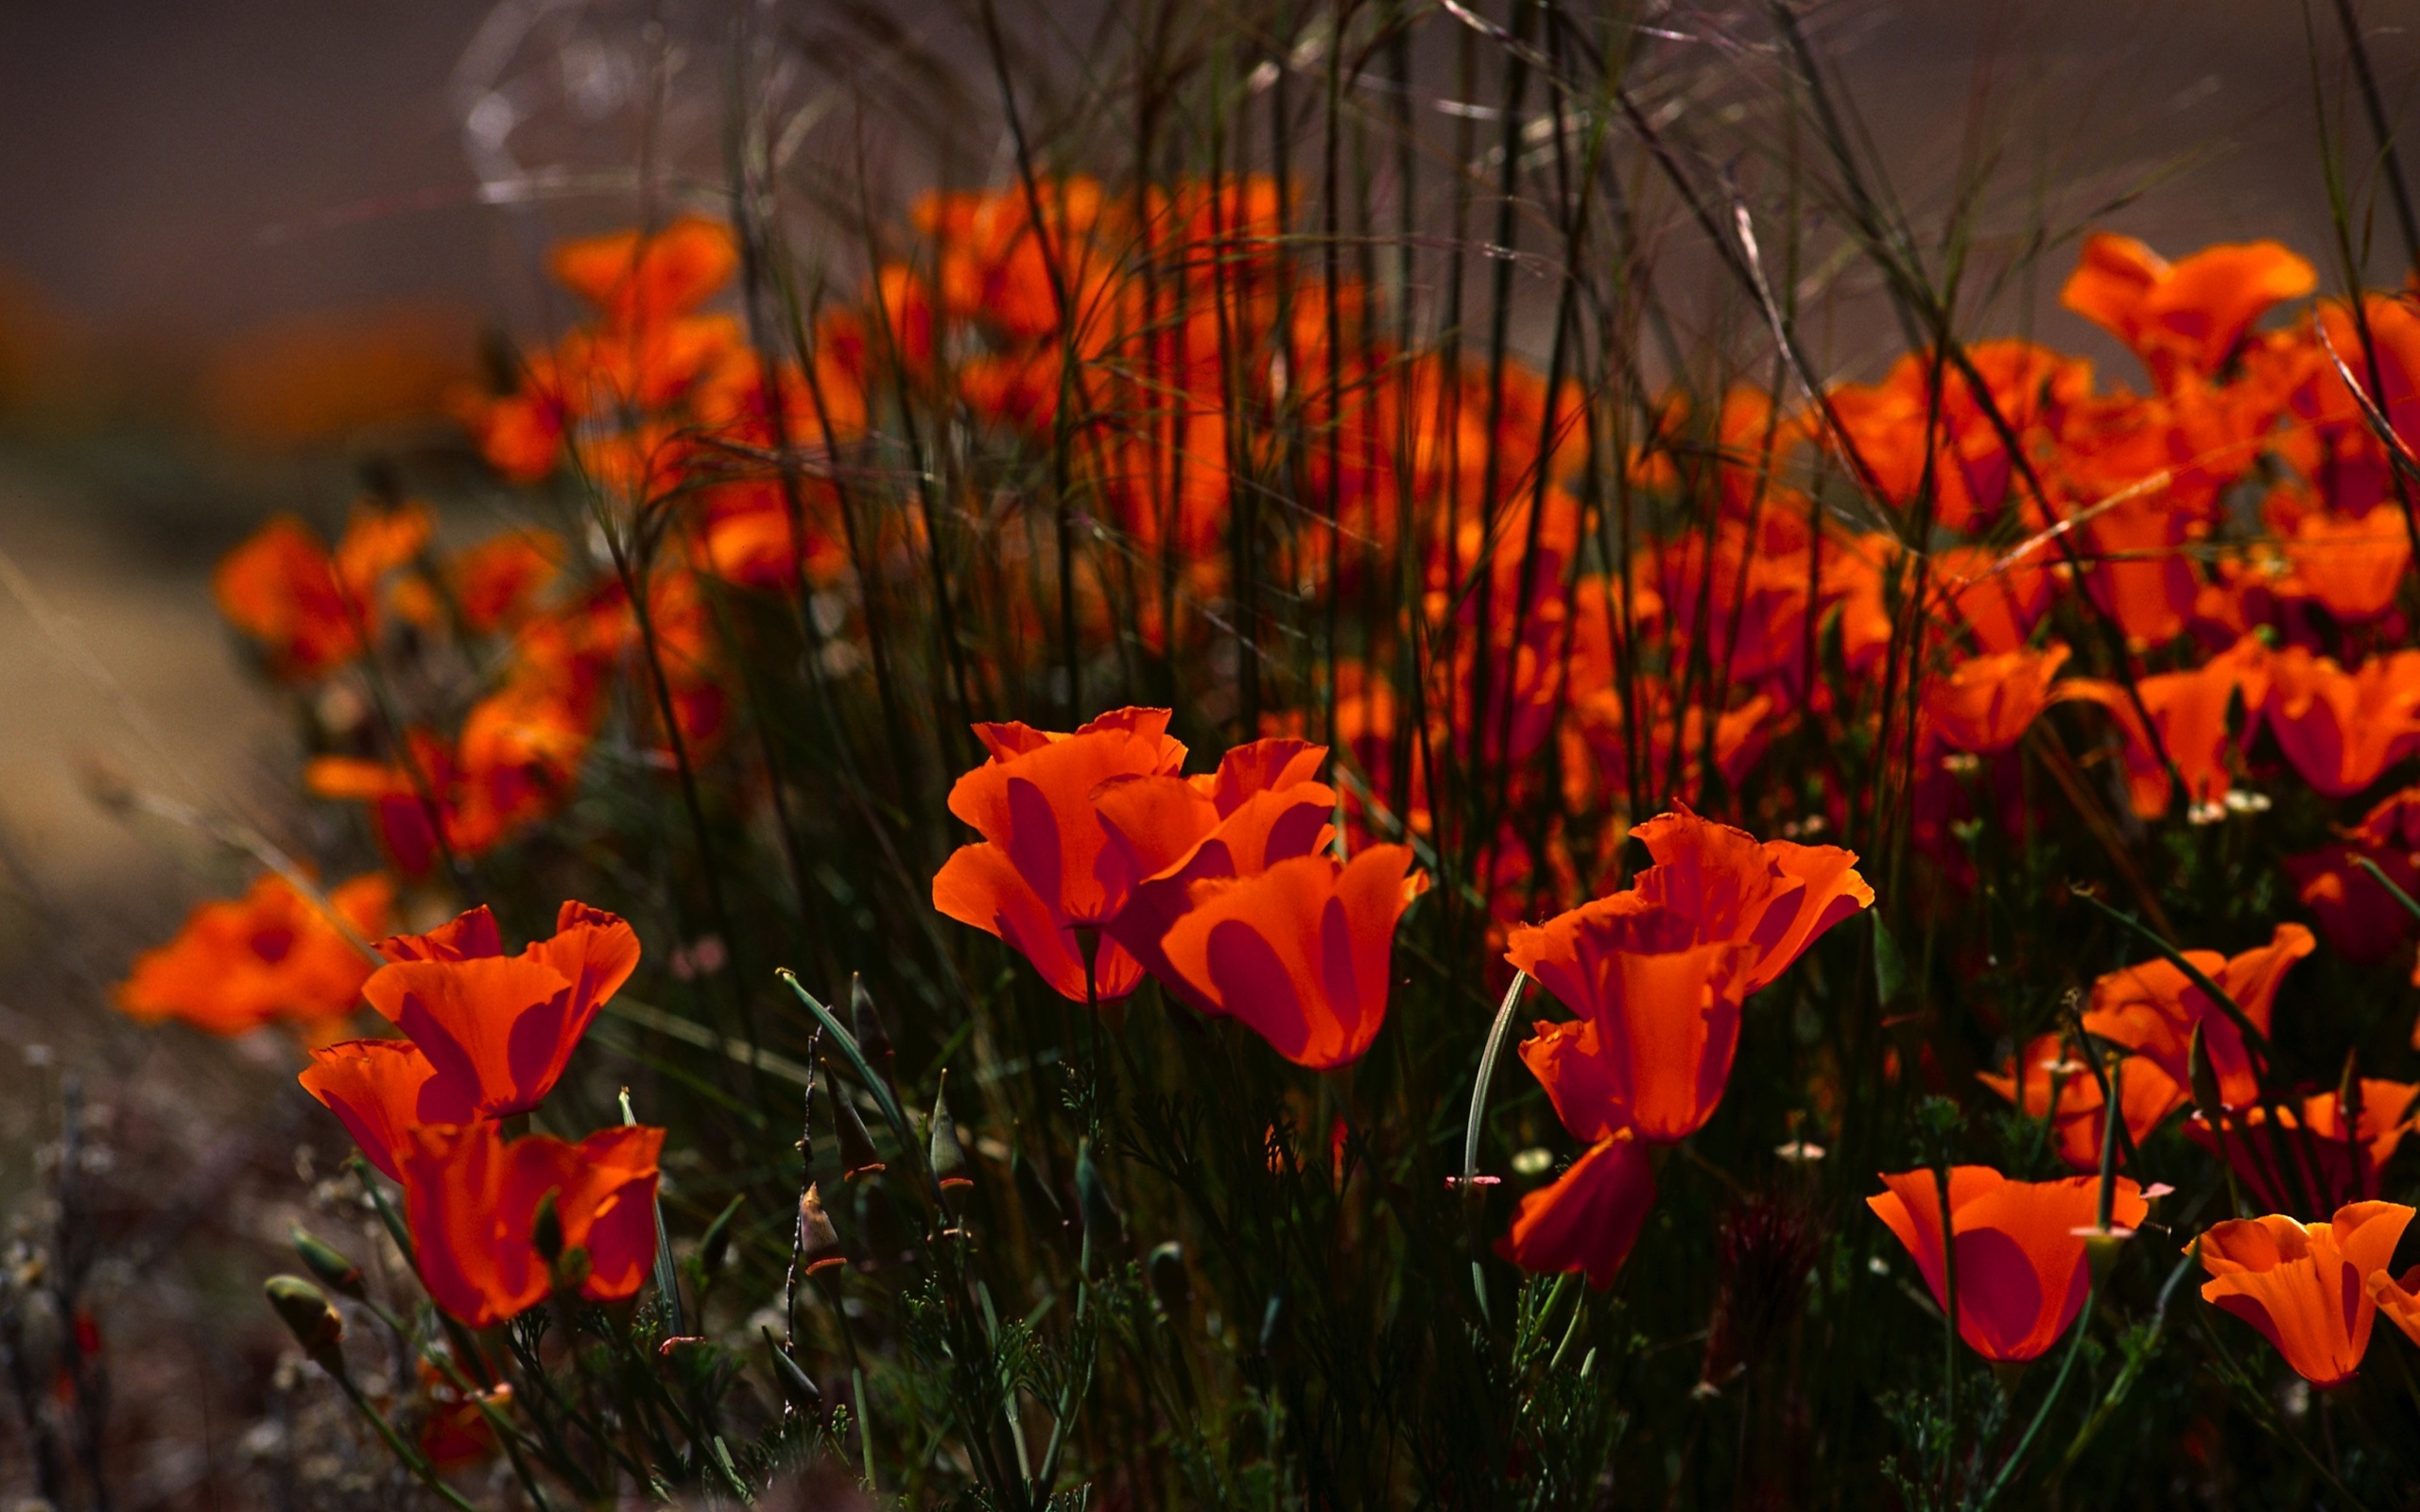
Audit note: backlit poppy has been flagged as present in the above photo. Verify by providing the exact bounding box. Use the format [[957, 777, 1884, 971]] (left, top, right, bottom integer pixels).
[[2199, 1201, 2414, 1387], [931, 708, 1188, 1002], [215, 506, 433, 678], [1155, 845, 1424, 1069], [298, 1038, 477, 1182], [1869, 1167, 2149, 1362], [1923, 644, 2072, 756], [1494, 1131, 1657, 1290], [398, 1121, 665, 1328], [2083, 923, 2313, 1109], [1509, 925, 1754, 1143], [1624, 805, 1875, 995], [2187, 1080, 2420, 1213], [2061, 232, 2316, 387], [117, 873, 393, 1038], [1976, 1036, 2188, 1174], [2264, 647, 2420, 799], [361, 902, 641, 1118]]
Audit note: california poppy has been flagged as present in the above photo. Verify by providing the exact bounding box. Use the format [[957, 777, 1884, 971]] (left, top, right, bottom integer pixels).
[[298, 1038, 476, 1182], [2187, 1080, 2420, 1213], [215, 505, 433, 678], [1869, 1167, 2150, 1362], [1094, 737, 1336, 1016], [1494, 1131, 1657, 1290], [2264, 647, 2420, 799], [2083, 924, 2313, 1108], [1976, 1035, 2188, 1175], [1155, 845, 1424, 1069], [361, 902, 641, 1118], [117, 873, 393, 1038], [1923, 644, 2072, 756], [2283, 507, 2411, 623], [1509, 925, 1754, 1143], [398, 1121, 666, 1328], [931, 708, 1188, 1002], [2061, 232, 2316, 387], [2063, 635, 2270, 819], [1624, 805, 1875, 995], [2199, 1201, 2414, 1387], [549, 216, 738, 331]]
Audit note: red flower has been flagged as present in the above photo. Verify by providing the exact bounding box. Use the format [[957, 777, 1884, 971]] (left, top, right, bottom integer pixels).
[[1509, 930, 1754, 1143], [1922, 644, 2071, 757], [1976, 1036, 2188, 1175], [1494, 1132, 1657, 1290], [215, 506, 433, 678], [2083, 923, 2313, 1110], [1155, 846, 1424, 1069], [2061, 232, 2316, 387], [1869, 1167, 2149, 1362], [117, 873, 392, 1039], [1623, 806, 1874, 996], [931, 708, 1188, 1001], [2200, 1201, 2414, 1387], [1095, 737, 1336, 1016], [2187, 1080, 2420, 1214], [297, 1038, 475, 1182], [361, 902, 641, 1118], [2264, 647, 2420, 799], [399, 1121, 665, 1328]]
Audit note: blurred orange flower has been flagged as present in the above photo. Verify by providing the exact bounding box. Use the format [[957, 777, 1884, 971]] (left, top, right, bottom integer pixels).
[[2062, 232, 2316, 387], [1922, 644, 2072, 756], [361, 902, 641, 1118], [1869, 1167, 2148, 1362], [1976, 1036, 2187, 1175], [2199, 1201, 2414, 1387], [399, 1121, 665, 1328], [2263, 647, 2420, 799], [117, 872, 392, 1037], [215, 505, 432, 678], [932, 708, 1189, 1002]]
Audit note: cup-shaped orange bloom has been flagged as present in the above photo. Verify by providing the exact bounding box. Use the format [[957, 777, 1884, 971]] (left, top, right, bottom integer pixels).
[[399, 1121, 666, 1328], [2061, 232, 2316, 386], [117, 873, 393, 1038], [1977, 1036, 2187, 1175], [1495, 1131, 1657, 1290], [1095, 737, 1335, 1016], [2263, 647, 2420, 799], [2063, 635, 2270, 819], [1869, 1168, 2149, 1362], [1511, 931, 1754, 1143], [215, 506, 433, 678], [1156, 845, 1423, 1069], [932, 708, 1188, 1002], [549, 216, 737, 329], [361, 902, 641, 1118], [2199, 1202, 2415, 1387], [298, 1038, 476, 1182], [1922, 644, 2070, 756], [2284, 507, 2411, 623], [2187, 1080, 2420, 1214], [2083, 923, 2312, 1109], [1624, 805, 1874, 996]]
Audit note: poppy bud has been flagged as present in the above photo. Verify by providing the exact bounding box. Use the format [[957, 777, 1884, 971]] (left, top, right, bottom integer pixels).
[[290, 1227, 364, 1301], [825, 1065, 886, 1181], [762, 1326, 821, 1415], [1076, 1139, 1124, 1270], [800, 1184, 846, 1274], [264, 1275, 347, 1377], [1148, 1242, 1189, 1320], [928, 1075, 973, 1192], [851, 974, 895, 1083]]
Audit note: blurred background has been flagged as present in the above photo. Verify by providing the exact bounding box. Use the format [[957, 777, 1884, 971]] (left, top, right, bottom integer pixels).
[[0, 1, 2411, 1505]]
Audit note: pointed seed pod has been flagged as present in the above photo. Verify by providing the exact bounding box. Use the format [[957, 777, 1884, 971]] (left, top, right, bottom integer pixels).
[[1076, 1139, 1123, 1264], [850, 973, 895, 1081], [929, 1074, 973, 1192], [762, 1326, 821, 1414], [290, 1227, 364, 1301], [1147, 1242, 1190, 1319], [825, 1063, 885, 1181], [800, 1184, 846, 1274], [264, 1276, 347, 1377]]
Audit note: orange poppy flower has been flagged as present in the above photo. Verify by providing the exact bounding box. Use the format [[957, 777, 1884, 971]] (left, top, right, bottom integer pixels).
[[1509, 928, 1754, 1143], [1976, 1035, 2188, 1174], [2083, 923, 2313, 1109], [1922, 644, 2071, 756], [1094, 737, 1336, 1016], [298, 1037, 475, 1182], [1936, 544, 2052, 656], [931, 708, 1188, 1002], [398, 1121, 665, 1328], [548, 216, 737, 330], [1494, 1131, 1657, 1290], [447, 531, 561, 634], [2264, 647, 2420, 799], [1624, 805, 1875, 996], [2198, 1201, 2414, 1387], [1869, 1167, 2150, 1362], [2063, 635, 2271, 818], [215, 505, 433, 678], [2283, 507, 2411, 623], [2061, 232, 2316, 387], [1155, 845, 1424, 1069], [2187, 1080, 2420, 1214], [117, 873, 393, 1038], [361, 902, 641, 1118]]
